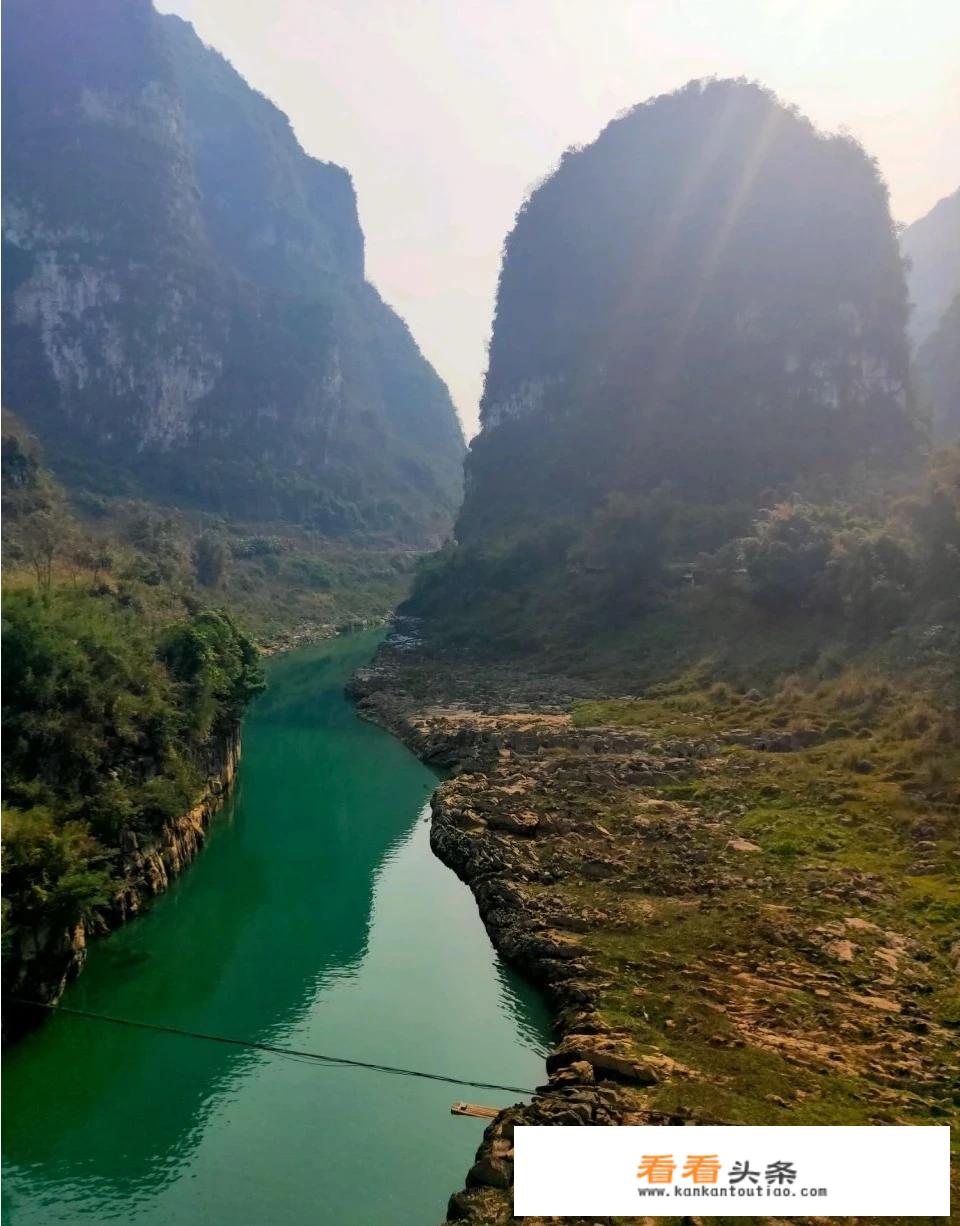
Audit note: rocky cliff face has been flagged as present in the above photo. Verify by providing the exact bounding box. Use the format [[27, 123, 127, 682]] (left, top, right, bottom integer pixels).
[[903, 189, 960, 438], [456, 79, 915, 545], [402, 81, 924, 662], [916, 294, 960, 439], [902, 187, 960, 346], [2, 0, 463, 542], [6, 728, 241, 1034]]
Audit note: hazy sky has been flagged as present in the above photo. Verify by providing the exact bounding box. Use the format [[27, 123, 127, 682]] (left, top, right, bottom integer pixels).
[[157, 0, 960, 435]]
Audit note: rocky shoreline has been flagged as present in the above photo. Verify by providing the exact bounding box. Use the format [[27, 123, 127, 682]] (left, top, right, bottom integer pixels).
[[6, 730, 242, 1037], [350, 632, 959, 1225], [349, 647, 714, 1225]]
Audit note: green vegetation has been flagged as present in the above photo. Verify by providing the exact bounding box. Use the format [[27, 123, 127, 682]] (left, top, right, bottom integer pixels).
[[2, 594, 263, 939], [1, 409, 437, 1010], [2, 417, 268, 1003], [3, 412, 424, 650], [406, 82, 956, 696], [409, 446, 960, 696], [565, 672, 958, 1166]]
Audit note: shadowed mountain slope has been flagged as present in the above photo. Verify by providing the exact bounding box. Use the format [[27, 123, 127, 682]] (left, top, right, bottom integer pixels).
[[2, 0, 464, 544]]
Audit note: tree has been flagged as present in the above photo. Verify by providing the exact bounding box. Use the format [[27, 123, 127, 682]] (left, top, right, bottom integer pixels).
[[20, 506, 71, 592], [743, 505, 833, 611], [194, 532, 228, 588]]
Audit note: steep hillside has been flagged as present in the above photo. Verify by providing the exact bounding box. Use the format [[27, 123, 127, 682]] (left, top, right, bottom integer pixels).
[[2, 413, 265, 1024], [2, 0, 463, 543], [902, 187, 960, 345], [902, 188, 960, 439], [407, 80, 928, 666], [459, 80, 915, 543], [917, 292, 960, 439]]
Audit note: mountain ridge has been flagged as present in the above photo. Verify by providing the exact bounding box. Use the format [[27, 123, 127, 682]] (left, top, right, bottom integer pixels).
[[901, 186, 960, 346], [2, 0, 464, 543], [902, 187, 960, 439], [458, 79, 916, 548], [407, 79, 932, 667]]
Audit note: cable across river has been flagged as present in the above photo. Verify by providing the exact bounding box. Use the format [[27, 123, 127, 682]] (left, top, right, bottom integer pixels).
[[12, 999, 539, 1097]]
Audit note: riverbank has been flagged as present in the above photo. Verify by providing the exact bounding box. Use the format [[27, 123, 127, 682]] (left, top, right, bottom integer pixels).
[[6, 729, 242, 1036], [5, 613, 383, 1030], [350, 634, 960, 1225], [257, 615, 388, 657]]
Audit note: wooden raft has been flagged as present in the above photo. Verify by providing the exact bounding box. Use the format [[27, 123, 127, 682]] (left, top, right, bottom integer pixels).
[[450, 1101, 500, 1119]]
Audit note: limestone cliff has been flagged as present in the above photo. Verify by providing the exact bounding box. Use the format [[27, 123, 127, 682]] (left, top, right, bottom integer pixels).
[[405, 80, 923, 659], [459, 80, 914, 545], [902, 188, 960, 438], [2, 0, 464, 542], [901, 187, 960, 345], [916, 293, 960, 439]]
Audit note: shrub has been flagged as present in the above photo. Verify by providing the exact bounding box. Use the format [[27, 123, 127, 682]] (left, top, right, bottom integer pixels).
[[743, 504, 833, 610], [2, 589, 264, 989], [194, 531, 228, 587]]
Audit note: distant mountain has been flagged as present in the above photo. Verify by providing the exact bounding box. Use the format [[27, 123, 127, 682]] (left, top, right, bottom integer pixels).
[[902, 188, 960, 346], [459, 79, 915, 545], [917, 293, 959, 439], [407, 79, 922, 655], [2, 0, 463, 543], [902, 190, 960, 438]]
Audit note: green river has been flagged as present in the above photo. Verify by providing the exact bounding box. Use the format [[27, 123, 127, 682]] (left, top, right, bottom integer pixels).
[[2, 632, 550, 1224]]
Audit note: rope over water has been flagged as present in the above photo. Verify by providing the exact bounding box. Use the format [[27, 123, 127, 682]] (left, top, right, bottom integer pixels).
[[11, 999, 539, 1097]]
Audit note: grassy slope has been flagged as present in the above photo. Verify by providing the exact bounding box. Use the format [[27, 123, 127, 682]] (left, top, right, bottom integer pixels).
[[2, 430, 420, 651], [64, 495, 419, 648], [566, 670, 958, 1215], [410, 647, 957, 1223]]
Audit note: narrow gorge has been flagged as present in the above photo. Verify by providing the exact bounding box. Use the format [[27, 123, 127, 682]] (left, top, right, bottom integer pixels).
[[2, 635, 551, 1225], [2, 5, 957, 1224]]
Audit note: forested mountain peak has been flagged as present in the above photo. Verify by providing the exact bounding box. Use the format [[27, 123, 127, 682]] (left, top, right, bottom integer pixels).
[[457, 78, 916, 544], [2, 0, 464, 543], [406, 79, 946, 664]]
